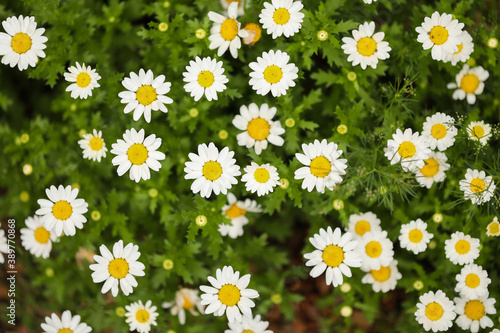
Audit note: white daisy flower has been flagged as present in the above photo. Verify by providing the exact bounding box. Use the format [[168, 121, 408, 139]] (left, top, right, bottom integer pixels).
[[162, 288, 204, 325], [467, 121, 492, 146], [455, 264, 491, 299], [219, 193, 262, 239], [361, 259, 402, 293], [486, 217, 500, 237], [459, 168, 496, 205], [259, 0, 305, 39], [20, 215, 58, 259], [184, 142, 241, 198], [422, 112, 458, 151], [63, 62, 101, 99], [398, 219, 434, 255], [341, 21, 391, 70], [415, 11, 464, 61], [208, 2, 249, 58], [447, 65, 489, 104], [443, 30, 474, 65], [110, 128, 166, 183], [414, 151, 450, 189], [183, 56, 228, 101], [225, 314, 273, 333], [89, 240, 146, 297], [41, 310, 92, 333], [241, 162, 280, 196], [78, 129, 107, 162], [347, 211, 382, 239], [362, 0, 377, 3], [220, 0, 246, 16], [415, 290, 457, 332], [444, 231, 480, 265], [294, 139, 348, 193], [0, 227, 9, 264], [0, 15, 47, 71], [384, 128, 431, 172], [35, 185, 88, 237], [118, 68, 173, 123], [303, 227, 362, 287], [200, 265, 259, 323], [248, 49, 299, 97], [219, 219, 246, 239], [357, 230, 394, 271], [125, 300, 159, 333], [455, 295, 496, 333], [233, 103, 285, 155]]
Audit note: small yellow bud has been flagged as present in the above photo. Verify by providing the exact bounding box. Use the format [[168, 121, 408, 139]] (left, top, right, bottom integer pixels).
[[45, 267, 54, 277], [108, 16, 115, 23], [22, 164, 33, 175], [195, 28, 206, 39], [271, 294, 282, 304], [78, 129, 87, 137], [20, 133, 30, 144], [70, 104, 77, 111], [149, 188, 159, 198], [285, 118, 295, 128], [333, 199, 344, 210], [115, 307, 126, 317], [218, 130, 228, 140], [163, 259, 174, 270], [466, 58, 476, 66], [279, 178, 289, 189], [337, 124, 348, 134], [487, 37, 498, 49], [413, 280, 424, 290], [317, 30, 328, 41], [347, 72, 357, 81], [91, 211, 101, 221], [20, 191, 30, 202], [196, 215, 207, 227], [340, 305, 353, 317], [432, 213, 443, 223], [158, 22, 169, 32], [340, 282, 351, 293], [189, 108, 199, 117]]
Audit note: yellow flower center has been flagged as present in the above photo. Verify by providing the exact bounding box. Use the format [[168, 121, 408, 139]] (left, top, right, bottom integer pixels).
[[202, 161, 223, 181], [398, 141, 416, 159], [220, 18, 239, 41], [273, 8, 290, 25], [310, 156, 331, 178], [354, 220, 371, 236], [108, 258, 129, 279], [127, 143, 149, 165], [322, 244, 344, 267], [263, 65, 283, 84], [453, 43, 464, 54], [420, 158, 439, 177], [135, 309, 150, 323], [365, 241, 382, 258], [34, 227, 50, 244], [371, 266, 391, 282], [357, 37, 377, 56], [242, 331, 255, 333], [429, 26, 449, 45], [408, 229, 423, 243], [247, 118, 270, 141], [431, 124, 447, 139], [464, 300, 485, 320], [58, 329, 73, 333], [488, 222, 500, 234], [218, 284, 241, 306], [460, 74, 480, 94], [89, 137, 104, 151], [465, 273, 480, 288], [471, 125, 485, 139], [226, 204, 247, 219], [470, 178, 485, 193], [52, 201, 73, 220], [136, 85, 157, 106], [254, 168, 270, 183], [455, 239, 470, 255], [197, 70, 214, 88], [182, 295, 195, 309], [425, 302, 444, 321], [11, 32, 32, 54], [76, 72, 92, 88]]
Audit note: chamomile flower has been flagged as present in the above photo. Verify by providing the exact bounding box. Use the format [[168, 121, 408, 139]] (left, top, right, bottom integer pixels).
[[41, 310, 92, 333], [415, 290, 456, 332], [444, 30, 474, 66], [357, 230, 394, 271], [455, 264, 491, 299], [162, 288, 204, 325], [0, 227, 8, 264], [233, 103, 285, 155], [200, 265, 259, 323], [455, 295, 496, 332], [219, 193, 262, 239], [341, 21, 391, 70], [110, 128, 166, 183], [184, 142, 241, 198], [220, 0, 246, 16], [20, 215, 57, 258], [415, 12, 464, 61], [208, 2, 249, 58], [183, 56, 228, 101], [125, 300, 159, 333], [445, 232, 480, 265], [422, 112, 458, 151], [219, 218, 246, 239], [347, 211, 382, 239], [241, 162, 280, 196], [384, 128, 431, 172], [361, 259, 402, 293], [242, 23, 262, 45], [486, 217, 500, 237], [78, 129, 107, 162], [294, 139, 348, 193], [259, 0, 305, 39], [35, 185, 89, 237], [414, 151, 450, 189], [89, 240, 146, 297], [63, 62, 101, 99], [362, 0, 377, 3], [459, 169, 496, 205], [0, 15, 47, 71], [248, 49, 298, 97], [467, 121, 492, 146], [447, 65, 489, 104], [303, 227, 362, 287], [225, 314, 273, 333], [399, 219, 434, 255], [118, 68, 173, 123]]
